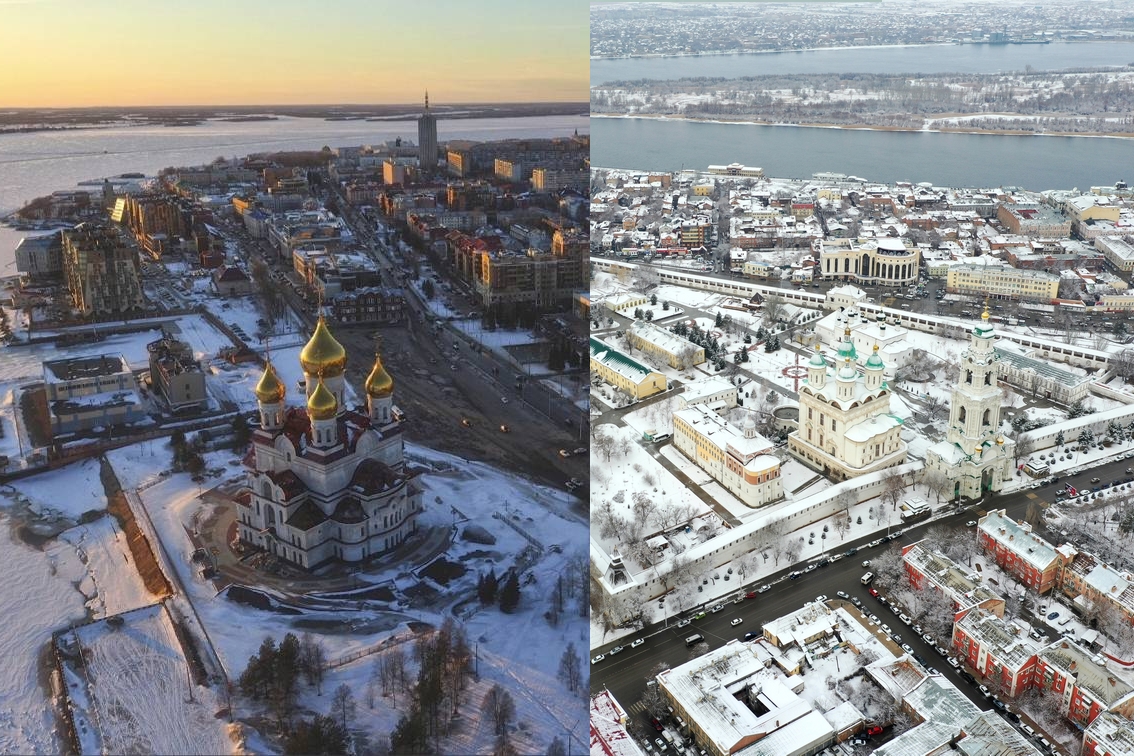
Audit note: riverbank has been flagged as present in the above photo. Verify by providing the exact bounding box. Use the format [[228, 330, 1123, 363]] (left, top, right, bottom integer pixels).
[[591, 112, 1134, 140], [590, 41, 958, 61]]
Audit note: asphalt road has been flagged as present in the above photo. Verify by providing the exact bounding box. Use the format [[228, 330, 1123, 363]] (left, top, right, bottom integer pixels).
[[589, 453, 1134, 740]]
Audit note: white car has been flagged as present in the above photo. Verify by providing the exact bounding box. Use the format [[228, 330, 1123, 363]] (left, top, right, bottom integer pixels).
[[862, 560, 871, 568], [591, 654, 605, 664], [731, 618, 743, 626], [630, 638, 645, 648], [815, 594, 828, 603]]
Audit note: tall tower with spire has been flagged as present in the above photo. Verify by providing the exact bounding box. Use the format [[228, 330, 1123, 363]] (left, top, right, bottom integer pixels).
[[926, 306, 1014, 499], [417, 91, 438, 170]]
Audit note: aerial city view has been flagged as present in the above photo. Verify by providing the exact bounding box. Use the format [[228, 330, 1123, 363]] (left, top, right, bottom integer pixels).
[[0, 2, 589, 755], [588, 2, 1134, 756]]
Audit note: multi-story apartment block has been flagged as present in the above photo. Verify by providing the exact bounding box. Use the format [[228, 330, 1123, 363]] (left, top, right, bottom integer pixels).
[[902, 542, 1006, 620], [62, 223, 146, 317], [146, 335, 206, 413], [997, 202, 1071, 239], [673, 404, 784, 509], [1035, 640, 1134, 727], [14, 231, 63, 280], [976, 510, 1075, 593], [329, 287, 405, 325], [818, 237, 920, 286], [589, 338, 667, 400], [946, 263, 1060, 302], [1082, 711, 1134, 756], [626, 321, 705, 369], [473, 250, 583, 315], [951, 609, 1041, 697], [532, 167, 587, 192], [1060, 550, 1134, 627], [1097, 237, 1134, 273], [1065, 196, 1121, 236]]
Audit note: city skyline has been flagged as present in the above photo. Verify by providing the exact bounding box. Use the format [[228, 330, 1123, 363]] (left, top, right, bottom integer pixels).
[[0, 0, 589, 107]]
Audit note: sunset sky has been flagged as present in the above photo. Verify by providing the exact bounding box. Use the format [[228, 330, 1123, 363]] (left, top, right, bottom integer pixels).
[[0, 0, 589, 107]]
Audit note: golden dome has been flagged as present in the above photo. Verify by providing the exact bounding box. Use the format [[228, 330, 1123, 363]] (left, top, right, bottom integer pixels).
[[254, 361, 286, 403], [307, 376, 338, 421], [365, 352, 394, 398], [981, 306, 990, 320], [300, 316, 347, 377]]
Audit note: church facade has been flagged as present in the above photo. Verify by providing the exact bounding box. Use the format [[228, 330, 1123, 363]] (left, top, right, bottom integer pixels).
[[236, 316, 423, 568], [788, 330, 908, 480], [926, 308, 1015, 500]]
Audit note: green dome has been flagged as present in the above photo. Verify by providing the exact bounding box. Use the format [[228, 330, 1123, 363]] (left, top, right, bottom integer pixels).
[[809, 344, 827, 368], [865, 344, 885, 369], [836, 327, 857, 360], [838, 358, 857, 380]]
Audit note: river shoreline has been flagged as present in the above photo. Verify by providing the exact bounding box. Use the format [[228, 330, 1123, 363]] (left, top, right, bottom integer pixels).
[[591, 112, 1134, 141]]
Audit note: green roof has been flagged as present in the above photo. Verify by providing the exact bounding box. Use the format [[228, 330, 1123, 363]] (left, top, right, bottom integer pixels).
[[590, 337, 655, 383]]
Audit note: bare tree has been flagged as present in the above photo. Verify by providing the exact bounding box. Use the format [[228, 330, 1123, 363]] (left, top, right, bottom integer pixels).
[[762, 295, 785, 327], [785, 537, 803, 565], [868, 544, 907, 593], [881, 469, 908, 513]]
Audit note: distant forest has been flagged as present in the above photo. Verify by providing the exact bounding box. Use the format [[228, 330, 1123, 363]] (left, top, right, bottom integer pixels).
[[592, 68, 1134, 134]]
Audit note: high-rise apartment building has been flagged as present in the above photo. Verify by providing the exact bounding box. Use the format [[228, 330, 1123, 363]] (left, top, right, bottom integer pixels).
[[62, 223, 146, 317], [417, 92, 438, 170]]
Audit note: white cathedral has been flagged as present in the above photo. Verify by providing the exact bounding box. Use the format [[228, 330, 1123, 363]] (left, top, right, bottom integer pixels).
[[236, 316, 423, 569], [925, 307, 1014, 499], [788, 328, 908, 480]]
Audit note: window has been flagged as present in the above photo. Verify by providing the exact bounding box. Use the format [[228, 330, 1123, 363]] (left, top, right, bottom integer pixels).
[[984, 372, 991, 386], [966, 369, 973, 384], [831, 420, 836, 432]]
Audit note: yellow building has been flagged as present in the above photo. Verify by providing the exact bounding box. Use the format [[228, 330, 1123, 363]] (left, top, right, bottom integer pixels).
[[946, 264, 1059, 302], [627, 321, 705, 369], [590, 338, 667, 399]]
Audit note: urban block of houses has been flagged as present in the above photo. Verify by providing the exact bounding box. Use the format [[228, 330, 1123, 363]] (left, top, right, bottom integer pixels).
[[677, 375, 739, 413], [902, 542, 1006, 621], [951, 608, 1042, 698], [672, 405, 784, 508], [946, 263, 1060, 303], [976, 510, 1076, 594], [589, 337, 667, 400]]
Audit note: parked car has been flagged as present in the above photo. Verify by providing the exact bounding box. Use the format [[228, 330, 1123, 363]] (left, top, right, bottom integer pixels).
[[631, 639, 644, 648], [592, 654, 605, 664], [676, 619, 692, 628], [711, 604, 724, 613], [866, 725, 884, 736], [609, 646, 624, 655], [836, 591, 849, 599], [966, 520, 977, 527], [757, 585, 771, 593]]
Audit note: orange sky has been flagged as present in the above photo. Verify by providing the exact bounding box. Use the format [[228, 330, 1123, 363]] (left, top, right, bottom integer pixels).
[[0, 0, 589, 107]]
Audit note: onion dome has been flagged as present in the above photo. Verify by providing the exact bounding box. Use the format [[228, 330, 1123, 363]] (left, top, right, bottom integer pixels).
[[307, 376, 338, 421], [836, 326, 857, 361], [254, 361, 286, 403], [838, 357, 858, 380], [996, 436, 1005, 446], [865, 343, 885, 370], [300, 316, 347, 377], [809, 344, 827, 368], [975, 303, 995, 337], [365, 352, 394, 398]]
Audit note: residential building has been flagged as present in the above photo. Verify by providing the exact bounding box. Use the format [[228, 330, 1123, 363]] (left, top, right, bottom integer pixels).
[[997, 202, 1071, 239], [146, 335, 207, 413], [590, 338, 667, 400], [532, 167, 587, 192], [951, 609, 1041, 697], [626, 321, 705, 369], [417, 93, 438, 170], [673, 404, 784, 509], [1097, 237, 1134, 273], [329, 287, 405, 325], [1060, 550, 1134, 627], [14, 231, 63, 280], [238, 318, 424, 568], [975, 509, 1075, 593], [212, 265, 253, 297], [590, 690, 645, 756], [946, 264, 1060, 302], [902, 542, 1006, 620], [1035, 640, 1134, 727], [1065, 196, 1121, 236], [61, 223, 146, 317], [43, 355, 146, 435], [818, 237, 921, 286], [995, 342, 1093, 405], [1082, 711, 1134, 756], [788, 331, 908, 481]]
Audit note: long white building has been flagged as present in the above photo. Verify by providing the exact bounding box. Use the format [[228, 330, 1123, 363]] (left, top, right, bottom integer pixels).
[[673, 404, 783, 508]]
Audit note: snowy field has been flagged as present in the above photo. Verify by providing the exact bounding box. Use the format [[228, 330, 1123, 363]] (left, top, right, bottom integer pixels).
[[56, 604, 233, 756], [60, 515, 153, 618], [9, 457, 106, 521], [106, 439, 589, 754]]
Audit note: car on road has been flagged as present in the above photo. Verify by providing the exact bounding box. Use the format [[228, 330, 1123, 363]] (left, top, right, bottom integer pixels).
[[948, 657, 961, 669], [591, 654, 605, 664], [731, 618, 743, 626], [816, 594, 828, 603], [676, 618, 691, 628], [631, 639, 644, 648], [869, 613, 879, 622], [573, 447, 587, 455], [966, 520, 977, 527], [862, 560, 871, 568], [559, 449, 571, 458], [651, 718, 664, 732], [926, 667, 939, 676], [804, 564, 817, 573], [851, 597, 863, 607], [757, 585, 771, 593], [692, 612, 706, 620], [868, 539, 883, 548], [900, 613, 912, 625], [743, 631, 759, 641], [869, 588, 880, 597], [460, 418, 472, 427], [881, 624, 892, 634], [789, 571, 802, 580], [922, 633, 934, 644], [836, 591, 849, 599], [901, 644, 913, 654], [745, 591, 758, 599], [609, 646, 624, 655], [844, 548, 858, 556], [1021, 725, 1036, 738], [979, 685, 991, 697], [961, 672, 977, 686], [990, 698, 1007, 711], [711, 604, 724, 613], [499, 424, 510, 433], [1047, 611, 1060, 621]]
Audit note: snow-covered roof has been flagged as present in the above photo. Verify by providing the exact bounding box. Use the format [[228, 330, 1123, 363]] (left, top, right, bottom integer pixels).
[[1039, 640, 1134, 707], [590, 690, 645, 756], [762, 602, 838, 649], [674, 404, 775, 464], [589, 338, 660, 388], [628, 320, 701, 357], [843, 414, 902, 444], [994, 343, 1092, 389], [871, 665, 983, 756], [954, 609, 1041, 674], [680, 375, 737, 406], [978, 510, 1062, 572], [903, 544, 1003, 616], [955, 711, 1040, 756], [1084, 712, 1134, 756]]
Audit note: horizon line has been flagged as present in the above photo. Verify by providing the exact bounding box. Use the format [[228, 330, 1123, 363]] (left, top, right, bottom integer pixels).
[[0, 101, 591, 111]]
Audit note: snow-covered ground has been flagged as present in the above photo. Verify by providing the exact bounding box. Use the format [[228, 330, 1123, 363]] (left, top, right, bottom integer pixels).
[[56, 603, 233, 756], [106, 439, 589, 754], [9, 457, 106, 521]]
